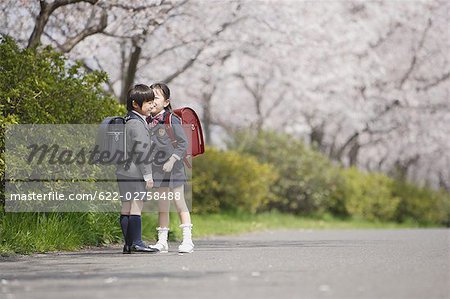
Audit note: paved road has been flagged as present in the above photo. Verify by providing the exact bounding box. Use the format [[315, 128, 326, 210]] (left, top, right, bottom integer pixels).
[[1, 229, 449, 299]]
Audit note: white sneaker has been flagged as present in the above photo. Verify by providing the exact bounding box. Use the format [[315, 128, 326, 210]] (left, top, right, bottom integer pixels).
[[178, 240, 194, 253], [148, 227, 169, 253], [148, 241, 168, 253]]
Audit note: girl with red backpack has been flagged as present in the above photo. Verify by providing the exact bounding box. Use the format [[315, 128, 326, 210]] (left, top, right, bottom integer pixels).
[[147, 83, 194, 253]]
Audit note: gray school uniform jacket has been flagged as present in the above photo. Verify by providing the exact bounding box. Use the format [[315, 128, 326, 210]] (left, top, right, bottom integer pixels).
[[150, 111, 188, 188], [116, 112, 153, 180]]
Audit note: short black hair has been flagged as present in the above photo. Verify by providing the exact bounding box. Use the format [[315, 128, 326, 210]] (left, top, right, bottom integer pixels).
[[126, 84, 154, 111]]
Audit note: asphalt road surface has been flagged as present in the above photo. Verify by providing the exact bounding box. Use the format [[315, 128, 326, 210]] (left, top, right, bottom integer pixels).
[[1, 229, 449, 299]]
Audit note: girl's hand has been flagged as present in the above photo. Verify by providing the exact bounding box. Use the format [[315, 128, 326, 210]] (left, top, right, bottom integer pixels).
[[163, 155, 178, 172], [146, 179, 154, 190]]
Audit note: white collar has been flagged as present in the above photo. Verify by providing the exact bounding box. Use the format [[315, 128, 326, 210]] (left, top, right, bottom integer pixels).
[[131, 110, 148, 123], [154, 109, 166, 118]]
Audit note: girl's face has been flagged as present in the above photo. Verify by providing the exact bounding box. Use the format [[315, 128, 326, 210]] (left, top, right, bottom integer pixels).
[[150, 88, 170, 116]]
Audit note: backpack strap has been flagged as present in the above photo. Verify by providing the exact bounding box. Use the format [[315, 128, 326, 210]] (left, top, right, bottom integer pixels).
[[164, 112, 177, 144], [125, 111, 146, 126], [164, 112, 192, 168]]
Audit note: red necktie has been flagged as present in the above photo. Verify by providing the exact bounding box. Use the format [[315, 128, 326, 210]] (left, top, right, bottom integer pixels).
[[147, 113, 164, 128]]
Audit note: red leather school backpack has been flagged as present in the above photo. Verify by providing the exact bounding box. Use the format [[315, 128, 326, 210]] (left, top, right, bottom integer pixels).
[[165, 107, 205, 168]]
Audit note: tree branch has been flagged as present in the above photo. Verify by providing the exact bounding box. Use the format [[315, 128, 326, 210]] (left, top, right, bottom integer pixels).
[[369, 22, 402, 49], [416, 71, 450, 91], [107, 2, 171, 12], [162, 47, 203, 83], [161, 14, 247, 84], [336, 99, 400, 160], [27, 0, 100, 48], [141, 38, 205, 62], [398, 18, 432, 88], [58, 9, 107, 52]]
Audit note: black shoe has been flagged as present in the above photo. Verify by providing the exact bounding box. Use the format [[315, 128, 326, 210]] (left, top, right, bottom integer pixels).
[[131, 244, 159, 253], [123, 244, 131, 254]]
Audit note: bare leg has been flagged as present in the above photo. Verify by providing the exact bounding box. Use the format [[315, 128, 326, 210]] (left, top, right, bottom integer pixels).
[[172, 184, 191, 224], [121, 201, 131, 215], [129, 199, 143, 216], [157, 187, 171, 227]]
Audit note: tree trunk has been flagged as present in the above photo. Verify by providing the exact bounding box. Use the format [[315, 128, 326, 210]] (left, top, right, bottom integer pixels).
[[310, 124, 325, 151], [348, 141, 360, 166], [390, 155, 419, 180], [335, 132, 359, 163], [28, 1, 51, 48], [202, 92, 212, 145], [120, 42, 142, 105], [438, 172, 449, 191]]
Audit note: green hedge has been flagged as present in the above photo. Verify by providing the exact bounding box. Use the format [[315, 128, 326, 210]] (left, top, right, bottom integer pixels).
[[0, 36, 126, 253], [0, 34, 126, 201], [339, 167, 400, 222], [192, 146, 277, 214], [0, 35, 125, 125], [228, 130, 344, 216], [227, 130, 449, 225], [392, 180, 449, 225]]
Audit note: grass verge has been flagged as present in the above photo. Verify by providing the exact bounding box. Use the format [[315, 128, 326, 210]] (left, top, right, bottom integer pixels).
[[142, 211, 427, 241], [1, 211, 439, 255]]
